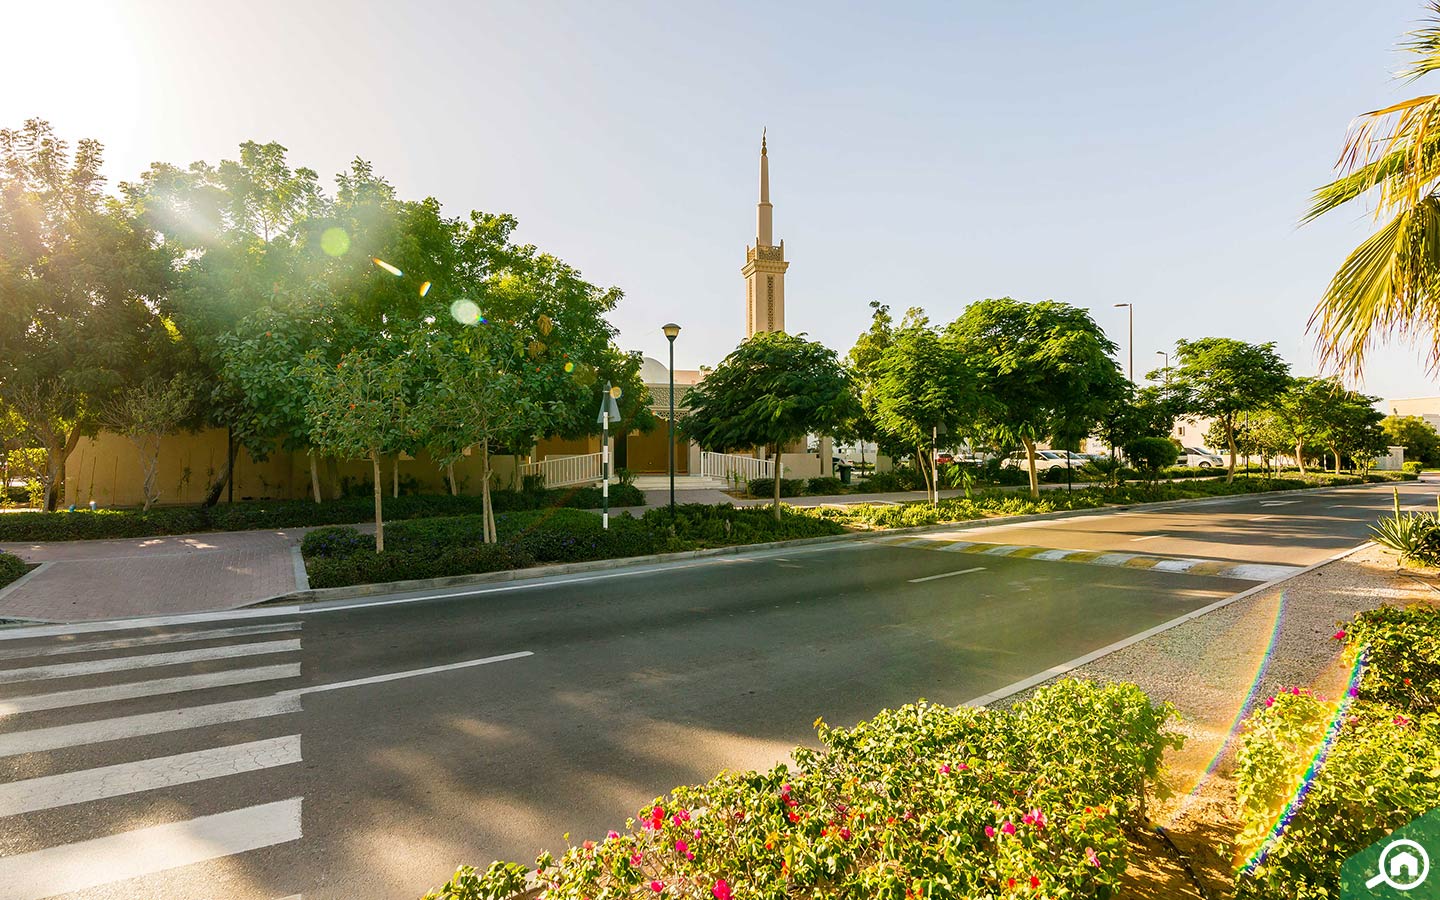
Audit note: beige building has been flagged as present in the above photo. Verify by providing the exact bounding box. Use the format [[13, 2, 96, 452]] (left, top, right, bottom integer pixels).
[[743, 131, 789, 337], [1386, 396, 1440, 432]]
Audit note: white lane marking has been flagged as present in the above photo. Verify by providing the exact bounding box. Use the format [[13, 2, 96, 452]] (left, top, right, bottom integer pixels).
[[1259, 500, 1299, 507], [1130, 534, 1166, 542], [1224, 563, 1304, 581], [0, 797, 303, 900], [0, 622, 301, 661], [0, 639, 301, 684], [1250, 515, 1275, 521], [907, 567, 986, 584], [0, 664, 300, 716], [283, 651, 532, 696], [0, 735, 301, 816], [0, 694, 301, 758]]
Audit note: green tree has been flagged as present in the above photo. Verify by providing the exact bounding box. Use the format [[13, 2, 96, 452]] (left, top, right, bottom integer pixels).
[[1306, 4, 1440, 376], [1319, 390, 1387, 472], [0, 119, 177, 509], [97, 375, 200, 510], [681, 332, 857, 519], [300, 347, 408, 551], [868, 316, 979, 500], [1381, 414, 1440, 467], [1269, 377, 1341, 475], [1166, 338, 1291, 482], [945, 298, 1125, 498], [1123, 435, 1180, 485], [1096, 383, 1181, 457]]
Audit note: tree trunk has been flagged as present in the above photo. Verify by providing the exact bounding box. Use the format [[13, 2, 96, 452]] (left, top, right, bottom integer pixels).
[[203, 452, 231, 508], [371, 451, 384, 553], [481, 443, 496, 543], [42, 427, 83, 512], [1295, 442, 1306, 477], [139, 435, 162, 511], [772, 445, 783, 522], [392, 456, 399, 498], [1225, 421, 1238, 484], [1021, 436, 1040, 499], [1332, 445, 1341, 474], [326, 457, 342, 500], [309, 453, 322, 504], [447, 461, 458, 496]]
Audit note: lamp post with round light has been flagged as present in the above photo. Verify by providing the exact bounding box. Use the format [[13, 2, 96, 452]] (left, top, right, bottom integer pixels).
[[662, 323, 681, 518]]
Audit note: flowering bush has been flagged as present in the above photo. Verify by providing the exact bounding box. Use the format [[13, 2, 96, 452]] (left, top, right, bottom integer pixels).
[[0, 549, 27, 588], [424, 679, 1178, 900], [1340, 604, 1440, 712]]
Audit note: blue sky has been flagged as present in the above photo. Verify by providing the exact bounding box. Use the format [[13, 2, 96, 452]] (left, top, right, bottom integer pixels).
[[5, 0, 1438, 399]]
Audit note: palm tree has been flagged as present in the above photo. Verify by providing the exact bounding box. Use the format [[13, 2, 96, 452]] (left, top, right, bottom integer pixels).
[[1309, 3, 1440, 375]]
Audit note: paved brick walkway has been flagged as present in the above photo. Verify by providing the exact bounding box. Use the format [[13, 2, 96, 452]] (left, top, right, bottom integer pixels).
[[0, 530, 304, 623]]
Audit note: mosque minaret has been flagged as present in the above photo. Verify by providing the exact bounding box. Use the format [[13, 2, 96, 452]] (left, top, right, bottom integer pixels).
[[742, 130, 790, 337]]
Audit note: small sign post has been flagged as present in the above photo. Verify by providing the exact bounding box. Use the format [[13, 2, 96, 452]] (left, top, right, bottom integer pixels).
[[597, 383, 622, 529]]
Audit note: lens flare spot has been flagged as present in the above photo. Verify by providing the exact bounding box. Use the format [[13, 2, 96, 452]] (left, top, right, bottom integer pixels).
[[320, 227, 350, 257], [419, 280, 432, 297], [450, 298, 482, 326], [609, 385, 623, 399], [564, 361, 575, 373], [371, 257, 403, 277]]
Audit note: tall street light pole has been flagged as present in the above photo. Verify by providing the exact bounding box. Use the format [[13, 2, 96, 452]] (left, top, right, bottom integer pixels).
[[1114, 303, 1133, 382], [1155, 350, 1170, 384], [663, 323, 681, 519]]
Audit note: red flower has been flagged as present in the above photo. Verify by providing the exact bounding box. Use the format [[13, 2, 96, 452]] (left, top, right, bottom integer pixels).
[[712, 879, 732, 900], [650, 880, 664, 892], [788, 811, 800, 823], [839, 827, 851, 840], [1333, 630, 1346, 640], [1030, 875, 1040, 889]]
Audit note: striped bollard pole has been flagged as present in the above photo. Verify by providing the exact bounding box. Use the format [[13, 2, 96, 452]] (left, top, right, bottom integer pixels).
[[602, 410, 610, 530]]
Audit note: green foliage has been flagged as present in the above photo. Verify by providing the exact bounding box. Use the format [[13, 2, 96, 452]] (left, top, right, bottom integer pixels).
[[432, 679, 1177, 900], [945, 298, 1126, 497], [305, 542, 529, 590], [1123, 436, 1180, 480], [0, 550, 28, 589], [746, 477, 805, 498], [421, 862, 530, 900], [1369, 489, 1440, 563], [0, 486, 644, 543], [806, 476, 844, 494], [1081, 456, 1125, 488], [643, 504, 845, 548], [1383, 414, 1440, 467], [1342, 604, 1440, 713], [858, 468, 926, 492], [1165, 338, 1290, 478], [1404, 459, 1426, 474]]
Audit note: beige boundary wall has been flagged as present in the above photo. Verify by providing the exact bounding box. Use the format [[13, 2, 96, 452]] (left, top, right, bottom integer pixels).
[[64, 428, 524, 509]]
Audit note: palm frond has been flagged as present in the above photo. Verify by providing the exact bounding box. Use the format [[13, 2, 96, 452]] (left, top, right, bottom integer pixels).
[[1399, 1, 1440, 81]]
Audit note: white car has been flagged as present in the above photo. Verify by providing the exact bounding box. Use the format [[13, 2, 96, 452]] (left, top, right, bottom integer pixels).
[[1181, 447, 1225, 468], [1000, 449, 1072, 472]]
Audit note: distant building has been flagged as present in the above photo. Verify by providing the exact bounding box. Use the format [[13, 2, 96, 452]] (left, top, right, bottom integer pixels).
[[1385, 396, 1440, 432]]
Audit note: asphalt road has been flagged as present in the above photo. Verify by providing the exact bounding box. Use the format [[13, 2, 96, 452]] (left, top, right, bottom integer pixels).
[[0, 479, 1431, 900]]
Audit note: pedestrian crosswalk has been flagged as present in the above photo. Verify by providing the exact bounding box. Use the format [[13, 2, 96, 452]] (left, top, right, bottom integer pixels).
[[0, 620, 306, 900]]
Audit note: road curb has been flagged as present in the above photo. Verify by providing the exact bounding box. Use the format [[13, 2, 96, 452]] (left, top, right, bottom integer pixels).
[[251, 480, 1404, 609], [960, 542, 1376, 708], [0, 562, 54, 622]]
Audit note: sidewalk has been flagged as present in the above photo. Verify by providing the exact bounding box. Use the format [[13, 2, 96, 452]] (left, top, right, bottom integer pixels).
[[0, 529, 305, 623]]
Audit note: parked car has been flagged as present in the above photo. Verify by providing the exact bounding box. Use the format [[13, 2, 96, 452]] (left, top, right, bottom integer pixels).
[[934, 452, 955, 465], [999, 449, 1071, 472], [1181, 447, 1225, 468]]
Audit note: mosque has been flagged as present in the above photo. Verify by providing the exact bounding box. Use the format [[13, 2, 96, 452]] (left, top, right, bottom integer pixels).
[[60, 135, 833, 507]]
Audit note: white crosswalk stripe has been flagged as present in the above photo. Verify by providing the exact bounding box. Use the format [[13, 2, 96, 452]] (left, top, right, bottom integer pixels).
[[0, 622, 301, 660], [0, 638, 301, 684], [0, 623, 306, 899]]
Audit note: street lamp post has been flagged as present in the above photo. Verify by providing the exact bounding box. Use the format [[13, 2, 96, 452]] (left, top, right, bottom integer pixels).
[[663, 323, 681, 518], [1155, 350, 1170, 384], [1114, 303, 1134, 382]]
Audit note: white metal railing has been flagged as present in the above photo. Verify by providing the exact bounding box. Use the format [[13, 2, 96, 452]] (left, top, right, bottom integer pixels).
[[699, 451, 775, 483], [518, 452, 603, 488]]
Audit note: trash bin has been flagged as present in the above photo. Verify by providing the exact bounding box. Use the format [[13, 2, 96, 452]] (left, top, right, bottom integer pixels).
[[839, 464, 852, 484]]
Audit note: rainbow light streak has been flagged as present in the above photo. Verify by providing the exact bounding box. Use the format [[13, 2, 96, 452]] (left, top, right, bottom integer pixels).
[[1178, 590, 1289, 809], [419, 280, 432, 297], [371, 257, 403, 276], [1238, 647, 1368, 876]]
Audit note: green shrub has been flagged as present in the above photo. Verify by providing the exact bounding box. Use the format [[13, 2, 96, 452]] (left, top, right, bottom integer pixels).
[[1403, 460, 1425, 475], [746, 477, 805, 498], [0, 550, 28, 588], [644, 504, 845, 547], [1340, 604, 1440, 713], [306, 543, 529, 590], [805, 476, 844, 494], [0, 484, 645, 543], [429, 679, 1176, 900], [1234, 693, 1440, 899], [1123, 437, 1180, 478], [300, 526, 374, 559], [1369, 489, 1439, 563]]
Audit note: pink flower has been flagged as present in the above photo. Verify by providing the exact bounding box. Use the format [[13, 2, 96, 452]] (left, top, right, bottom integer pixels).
[[712, 879, 732, 900], [675, 839, 689, 856], [650, 806, 666, 829], [956, 763, 969, 771], [694, 829, 702, 839], [940, 764, 951, 774], [1396, 715, 1412, 727], [1001, 821, 1016, 836], [984, 826, 996, 838], [1265, 696, 1274, 707], [631, 853, 643, 866], [1349, 686, 1360, 697], [1029, 809, 1047, 830], [608, 831, 620, 840], [1086, 847, 1100, 868], [839, 827, 851, 840], [650, 880, 665, 893], [1333, 630, 1346, 640]]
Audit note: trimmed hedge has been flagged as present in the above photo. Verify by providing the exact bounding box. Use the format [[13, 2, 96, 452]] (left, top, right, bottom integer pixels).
[[426, 679, 1179, 900], [746, 478, 806, 498], [303, 505, 846, 589], [0, 484, 645, 543], [0, 550, 27, 589]]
